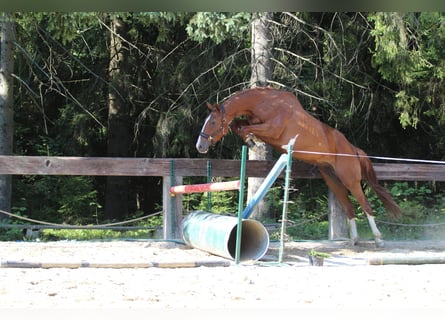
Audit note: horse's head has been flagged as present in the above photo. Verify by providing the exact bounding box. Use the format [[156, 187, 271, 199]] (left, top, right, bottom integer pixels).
[[196, 102, 229, 154]]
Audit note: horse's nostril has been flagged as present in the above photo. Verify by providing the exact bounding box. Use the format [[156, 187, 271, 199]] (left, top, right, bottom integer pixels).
[[196, 144, 208, 154]]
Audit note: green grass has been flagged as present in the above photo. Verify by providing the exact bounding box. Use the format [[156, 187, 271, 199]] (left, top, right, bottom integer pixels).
[[40, 228, 162, 241]]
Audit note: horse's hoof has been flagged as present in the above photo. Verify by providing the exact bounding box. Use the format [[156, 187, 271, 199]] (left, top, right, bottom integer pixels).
[[246, 139, 256, 149], [375, 238, 385, 248], [245, 135, 257, 150]]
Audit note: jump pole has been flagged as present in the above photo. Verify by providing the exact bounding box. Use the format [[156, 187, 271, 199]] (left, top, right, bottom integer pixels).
[[1, 260, 231, 269], [367, 254, 445, 265], [170, 180, 241, 195]]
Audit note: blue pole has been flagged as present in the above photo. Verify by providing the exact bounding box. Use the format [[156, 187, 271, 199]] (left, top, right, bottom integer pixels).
[[241, 153, 288, 219], [235, 145, 248, 264]]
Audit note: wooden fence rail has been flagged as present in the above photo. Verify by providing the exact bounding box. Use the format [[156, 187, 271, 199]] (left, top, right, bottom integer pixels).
[[0, 156, 444, 239], [1, 156, 444, 180]]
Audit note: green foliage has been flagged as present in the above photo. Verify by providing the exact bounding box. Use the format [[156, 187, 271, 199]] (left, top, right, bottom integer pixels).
[[38, 214, 163, 241], [272, 180, 445, 241], [309, 248, 330, 258], [12, 176, 101, 225], [40, 228, 154, 241], [182, 177, 240, 215], [286, 221, 329, 241], [1, 210, 36, 241], [252, 179, 330, 240], [15, 13, 98, 45], [369, 13, 429, 85], [0, 226, 24, 241], [186, 12, 251, 44], [361, 181, 445, 240], [395, 90, 420, 128], [0, 214, 164, 242], [369, 12, 445, 128], [197, 190, 238, 214], [283, 180, 330, 240]]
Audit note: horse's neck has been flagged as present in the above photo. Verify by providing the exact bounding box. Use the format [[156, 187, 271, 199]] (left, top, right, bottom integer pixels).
[[225, 88, 308, 121], [224, 91, 263, 119], [224, 99, 251, 120]]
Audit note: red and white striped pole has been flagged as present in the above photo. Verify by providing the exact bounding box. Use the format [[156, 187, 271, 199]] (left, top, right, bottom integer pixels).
[[170, 180, 240, 195]]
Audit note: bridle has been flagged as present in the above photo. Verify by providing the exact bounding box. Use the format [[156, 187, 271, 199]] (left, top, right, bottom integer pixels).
[[199, 104, 227, 144]]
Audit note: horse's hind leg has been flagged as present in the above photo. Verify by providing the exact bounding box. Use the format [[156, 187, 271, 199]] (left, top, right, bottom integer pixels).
[[336, 172, 384, 248], [365, 213, 384, 248], [318, 167, 360, 245]]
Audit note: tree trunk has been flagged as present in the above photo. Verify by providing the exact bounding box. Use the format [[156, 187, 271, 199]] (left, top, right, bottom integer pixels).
[[105, 16, 130, 220], [0, 13, 14, 221], [248, 12, 273, 221]]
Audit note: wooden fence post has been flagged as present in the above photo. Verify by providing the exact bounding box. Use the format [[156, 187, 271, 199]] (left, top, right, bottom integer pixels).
[[328, 190, 349, 240], [162, 175, 183, 240]]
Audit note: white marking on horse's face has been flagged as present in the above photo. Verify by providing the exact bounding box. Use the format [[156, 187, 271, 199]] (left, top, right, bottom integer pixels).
[[202, 114, 212, 128], [196, 114, 212, 153]]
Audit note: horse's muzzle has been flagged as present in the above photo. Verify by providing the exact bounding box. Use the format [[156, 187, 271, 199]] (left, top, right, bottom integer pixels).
[[196, 145, 209, 154], [196, 137, 209, 154]]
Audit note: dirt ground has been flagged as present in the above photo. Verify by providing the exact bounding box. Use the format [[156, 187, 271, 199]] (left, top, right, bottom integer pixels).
[[1, 239, 445, 315]]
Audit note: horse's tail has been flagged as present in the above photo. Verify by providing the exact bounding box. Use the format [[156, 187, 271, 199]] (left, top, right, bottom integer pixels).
[[357, 148, 402, 218]]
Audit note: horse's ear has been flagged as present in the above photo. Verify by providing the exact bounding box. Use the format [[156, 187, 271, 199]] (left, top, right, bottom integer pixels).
[[206, 102, 215, 111]]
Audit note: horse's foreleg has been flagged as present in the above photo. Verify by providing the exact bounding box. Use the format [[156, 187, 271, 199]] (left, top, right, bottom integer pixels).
[[230, 120, 261, 150], [238, 120, 284, 140], [230, 119, 249, 138]]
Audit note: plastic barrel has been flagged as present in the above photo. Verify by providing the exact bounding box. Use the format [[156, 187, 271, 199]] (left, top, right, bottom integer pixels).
[[182, 211, 269, 261]]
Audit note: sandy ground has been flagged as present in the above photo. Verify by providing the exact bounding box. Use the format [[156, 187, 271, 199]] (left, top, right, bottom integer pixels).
[[1, 239, 445, 316]]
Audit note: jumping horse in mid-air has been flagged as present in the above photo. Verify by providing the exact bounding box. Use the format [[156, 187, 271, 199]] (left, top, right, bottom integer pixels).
[[196, 86, 401, 247]]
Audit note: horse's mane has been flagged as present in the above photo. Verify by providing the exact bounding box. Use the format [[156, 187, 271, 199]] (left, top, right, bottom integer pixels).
[[223, 86, 278, 104]]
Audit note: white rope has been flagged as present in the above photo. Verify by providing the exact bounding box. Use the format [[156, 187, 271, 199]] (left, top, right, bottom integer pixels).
[[291, 150, 445, 165], [375, 219, 445, 227], [0, 209, 161, 228]]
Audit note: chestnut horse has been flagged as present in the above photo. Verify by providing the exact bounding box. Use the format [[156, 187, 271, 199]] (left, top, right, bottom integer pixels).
[[196, 87, 401, 247]]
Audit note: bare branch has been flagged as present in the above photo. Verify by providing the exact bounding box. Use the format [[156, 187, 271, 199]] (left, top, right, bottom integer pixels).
[[274, 47, 368, 90]]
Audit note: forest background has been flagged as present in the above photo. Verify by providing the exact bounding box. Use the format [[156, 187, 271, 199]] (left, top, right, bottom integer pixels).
[[0, 12, 444, 240]]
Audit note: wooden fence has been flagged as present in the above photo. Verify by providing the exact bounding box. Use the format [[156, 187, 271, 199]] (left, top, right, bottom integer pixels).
[[0, 155, 444, 239], [1, 155, 444, 180]]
